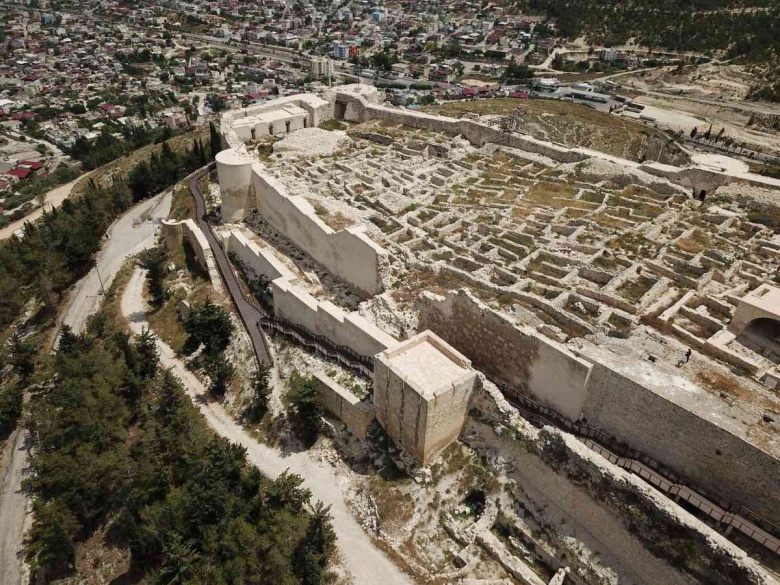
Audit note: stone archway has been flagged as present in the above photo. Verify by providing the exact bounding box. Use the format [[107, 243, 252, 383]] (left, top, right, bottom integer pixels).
[[334, 101, 347, 120], [736, 318, 780, 364]]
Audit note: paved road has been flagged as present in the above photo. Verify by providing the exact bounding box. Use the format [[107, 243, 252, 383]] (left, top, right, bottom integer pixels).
[[61, 192, 172, 335], [0, 191, 171, 585], [189, 169, 271, 364], [121, 268, 411, 585], [0, 176, 85, 242]]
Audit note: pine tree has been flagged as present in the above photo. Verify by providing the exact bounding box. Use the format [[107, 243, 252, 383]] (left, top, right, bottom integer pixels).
[[9, 331, 36, 380], [246, 365, 271, 422], [294, 502, 336, 585], [209, 122, 221, 160], [198, 138, 207, 166], [135, 328, 159, 380], [206, 352, 234, 398]]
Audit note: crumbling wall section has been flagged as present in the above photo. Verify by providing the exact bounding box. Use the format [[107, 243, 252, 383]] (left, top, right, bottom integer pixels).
[[362, 104, 588, 163], [271, 278, 396, 359], [313, 371, 375, 439], [162, 219, 223, 293], [251, 167, 387, 296]]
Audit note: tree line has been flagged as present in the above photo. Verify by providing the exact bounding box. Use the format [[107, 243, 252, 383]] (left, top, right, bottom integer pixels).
[[0, 136, 211, 334], [527, 0, 780, 62], [26, 318, 335, 584]]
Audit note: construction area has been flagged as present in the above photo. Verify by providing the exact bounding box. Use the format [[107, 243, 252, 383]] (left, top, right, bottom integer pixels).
[[176, 85, 780, 585]]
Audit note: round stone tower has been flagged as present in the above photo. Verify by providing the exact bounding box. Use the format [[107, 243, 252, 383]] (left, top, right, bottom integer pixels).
[[216, 147, 254, 223]]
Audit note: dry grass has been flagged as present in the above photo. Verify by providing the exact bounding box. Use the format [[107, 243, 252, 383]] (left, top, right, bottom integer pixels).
[[168, 179, 196, 221], [101, 261, 136, 334], [312, 201, 354, 231], [675, 228, 711, 255], [72, 126, 209, 197], [696, 369, 753, 400], [422, 98, 689, 165]]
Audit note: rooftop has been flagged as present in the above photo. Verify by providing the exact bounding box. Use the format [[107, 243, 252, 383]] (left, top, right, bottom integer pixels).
[[380, 331, 472, 399]]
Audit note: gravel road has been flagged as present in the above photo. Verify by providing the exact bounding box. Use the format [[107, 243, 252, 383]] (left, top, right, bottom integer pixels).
[[121, 267, 412, 585], [0, 191, 171, 585], [0, 176, 84, 242]]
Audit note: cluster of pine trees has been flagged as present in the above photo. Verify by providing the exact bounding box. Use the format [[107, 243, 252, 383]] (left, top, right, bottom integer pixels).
[[0, 137, 209, 333], [128, 138, 209, 201], [527, 0, 780, 63], [26, 320, 335, 584], [68, 125, 183, 171]]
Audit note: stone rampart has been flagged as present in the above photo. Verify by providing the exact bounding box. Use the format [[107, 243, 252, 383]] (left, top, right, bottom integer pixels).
[[468, 379, 777, 585], [272, 278, 395, 358], [251, 167, 387, 296], [418, 289, 592, 420], [313, 371, 375, 439], [579, 356, 780, 526], [222, 228, 395, 359], [162, 219, 223, 293], [361, 104, 588, 163]]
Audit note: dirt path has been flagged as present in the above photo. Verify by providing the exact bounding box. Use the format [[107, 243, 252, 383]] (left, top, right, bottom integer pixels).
[[121, 268, 411, 585], [0, 429, 32, 585], [0, 175, 85, 241], [0, 192, 172, 585]]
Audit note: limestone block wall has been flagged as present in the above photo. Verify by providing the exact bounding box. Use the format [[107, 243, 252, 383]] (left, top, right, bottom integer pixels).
[[313, 371, 375, 439], [271, 278, 395, 358], [251, 168, 387, 296], [467, 381, 775, 585], [374, 331, 477, 466], [222, 228, 395, 359], [417, 290, 592, 420], [580, 361, 780, 526], [223, 228, 293, 282], [361, 104, 588, 164], [374, 338, 476, 466], [220, 93, 331, 147], [216, 148, 256, 223], [162, 219, 223, 293]]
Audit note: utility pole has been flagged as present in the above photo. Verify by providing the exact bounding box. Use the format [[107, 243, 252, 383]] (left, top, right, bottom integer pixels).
[[94, 254, 106, 296]]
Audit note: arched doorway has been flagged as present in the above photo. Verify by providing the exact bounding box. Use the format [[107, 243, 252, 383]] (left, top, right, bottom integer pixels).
[[736, 318, 780, 364]]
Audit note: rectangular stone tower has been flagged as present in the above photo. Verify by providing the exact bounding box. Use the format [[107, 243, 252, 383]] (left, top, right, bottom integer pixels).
[[374, 331, 477, 467]]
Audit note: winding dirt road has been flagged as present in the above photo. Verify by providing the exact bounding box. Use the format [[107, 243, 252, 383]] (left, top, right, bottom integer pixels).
[[0, 176, 85, 242], [0, 192, 171, 585], [121, 268, 411, 585]]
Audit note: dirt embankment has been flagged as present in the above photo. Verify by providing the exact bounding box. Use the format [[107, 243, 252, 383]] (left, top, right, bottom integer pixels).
[[424, 99, 689, 166]]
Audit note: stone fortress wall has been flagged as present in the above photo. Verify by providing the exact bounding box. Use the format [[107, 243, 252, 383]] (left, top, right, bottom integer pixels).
[[218, 93, 387, 297], [374, 331, 477, 467], [162, 218, 223, 294], [216, 86, 780, 528], [313, 371, 375, 440], [419, 288, 780, 526], [328, 85, 780, 195], [418, 289, 592, 420], [223, 227, 395, 359]]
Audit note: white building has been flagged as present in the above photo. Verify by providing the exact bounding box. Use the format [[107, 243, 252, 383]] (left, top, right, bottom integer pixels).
[[310, 56, 334, 80]]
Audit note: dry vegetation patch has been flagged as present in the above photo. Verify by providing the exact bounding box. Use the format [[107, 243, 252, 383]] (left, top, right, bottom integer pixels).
[[423, 99, 689, 165]]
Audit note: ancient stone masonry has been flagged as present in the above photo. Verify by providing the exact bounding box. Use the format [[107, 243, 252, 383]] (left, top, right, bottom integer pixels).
[[212, 87, 780, 566], [374, 331, 477, 467], [162, 219, 223, 294]]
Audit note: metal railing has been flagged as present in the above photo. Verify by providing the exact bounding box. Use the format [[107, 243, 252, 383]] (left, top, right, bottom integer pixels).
[[260, 315, 374, 380], [498, 383, 780, 551]]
